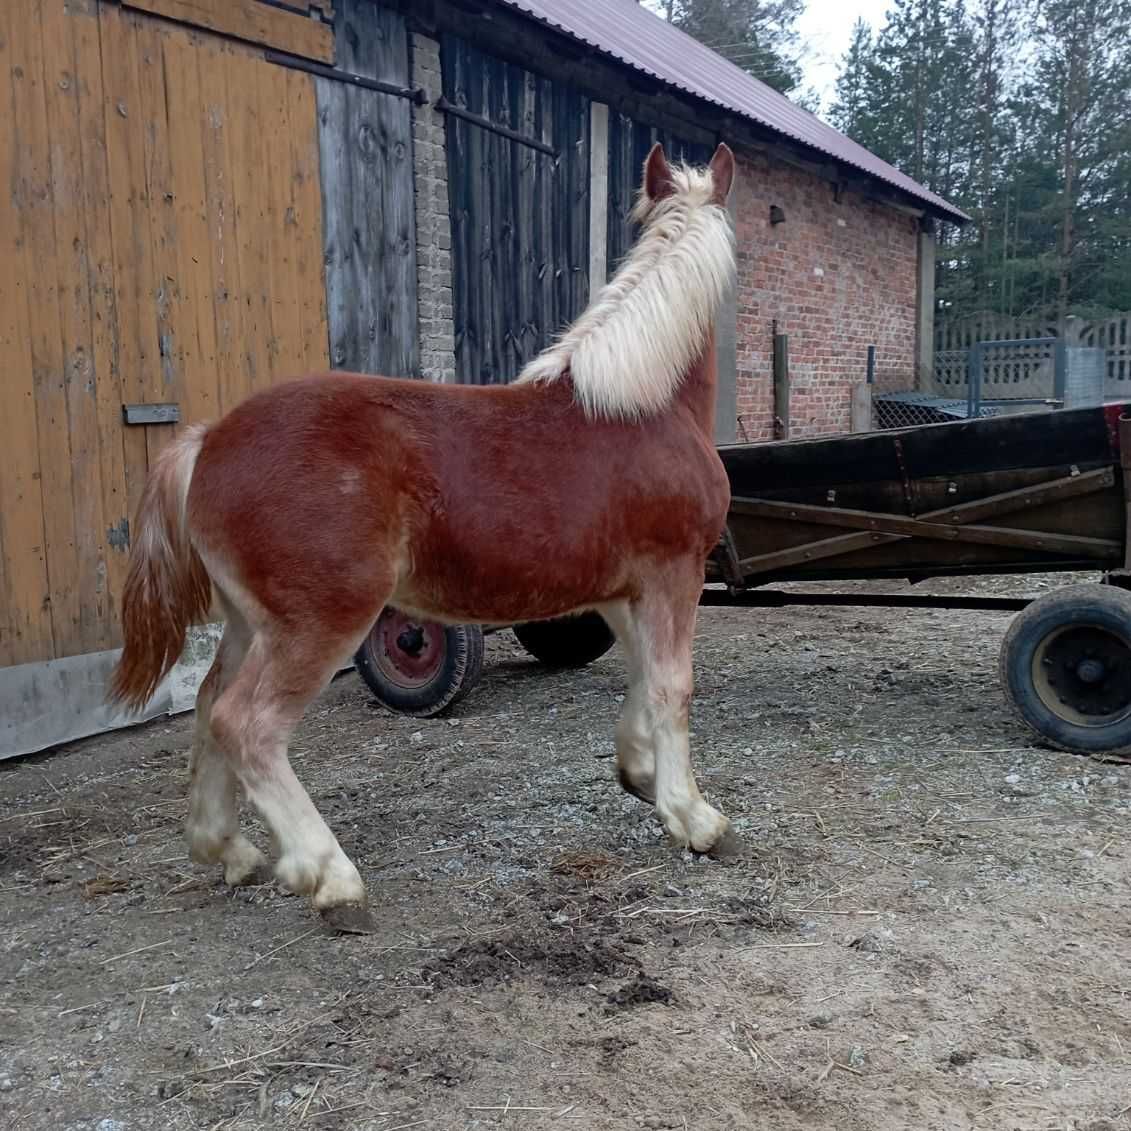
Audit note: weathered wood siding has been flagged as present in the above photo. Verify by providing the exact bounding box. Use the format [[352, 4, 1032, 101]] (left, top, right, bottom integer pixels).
[[316, 0, 418, 377], [442, 34, 590, 385], [606, 113, 713, 279], [0, 0, 328, 667]]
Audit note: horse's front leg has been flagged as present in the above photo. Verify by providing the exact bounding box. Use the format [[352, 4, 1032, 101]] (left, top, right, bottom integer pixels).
[[604, 572, 732, 854]]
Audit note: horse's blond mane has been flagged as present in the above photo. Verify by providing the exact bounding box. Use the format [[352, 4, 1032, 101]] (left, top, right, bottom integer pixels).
[[515, 162, 735, 420]]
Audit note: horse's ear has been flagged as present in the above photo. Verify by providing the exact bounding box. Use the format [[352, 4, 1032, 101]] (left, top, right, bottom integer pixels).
[[642, 142, 675, 203], [708, 143, 735, 205]]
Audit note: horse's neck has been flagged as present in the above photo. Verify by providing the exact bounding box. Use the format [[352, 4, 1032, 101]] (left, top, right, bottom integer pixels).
[[674, 331, 720, 438]]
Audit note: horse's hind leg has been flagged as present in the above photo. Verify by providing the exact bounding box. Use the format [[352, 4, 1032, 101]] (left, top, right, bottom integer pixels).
[[209, 625, 373, 929], [186, 619, 267, 886], [611, 565, 731, 854]]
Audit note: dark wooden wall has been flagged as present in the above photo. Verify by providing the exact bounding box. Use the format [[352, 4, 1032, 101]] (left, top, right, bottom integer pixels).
[[442, 33, 590, 385], [316, 0, 418, 377], [607, 113, 713, 278]]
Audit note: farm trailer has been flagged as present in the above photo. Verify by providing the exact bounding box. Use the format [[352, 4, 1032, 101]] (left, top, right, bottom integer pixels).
[[357, 403, 1131, 759]]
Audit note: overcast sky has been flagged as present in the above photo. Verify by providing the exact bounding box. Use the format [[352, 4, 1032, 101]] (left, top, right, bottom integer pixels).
[[796, 0, 890, 110]]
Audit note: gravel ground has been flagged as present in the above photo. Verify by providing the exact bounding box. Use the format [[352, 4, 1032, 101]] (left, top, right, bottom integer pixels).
[[1, 573, 1129, 1131]]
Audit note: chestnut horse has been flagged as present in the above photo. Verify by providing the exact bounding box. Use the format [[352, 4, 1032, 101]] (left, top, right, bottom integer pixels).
[[110, 142, 738, 931]]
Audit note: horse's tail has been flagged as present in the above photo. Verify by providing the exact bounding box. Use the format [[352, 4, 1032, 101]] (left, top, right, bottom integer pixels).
[[108, 424, 213, 712]]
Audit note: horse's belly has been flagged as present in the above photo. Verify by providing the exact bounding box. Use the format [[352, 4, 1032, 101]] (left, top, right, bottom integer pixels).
[[393, 515, 626, 624]]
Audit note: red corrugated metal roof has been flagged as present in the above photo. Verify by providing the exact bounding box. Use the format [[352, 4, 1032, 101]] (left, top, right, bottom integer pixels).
[[496, 0, 969, 223]]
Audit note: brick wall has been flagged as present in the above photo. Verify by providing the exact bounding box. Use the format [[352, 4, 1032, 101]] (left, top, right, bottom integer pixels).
[[733, 148, 921, 440], [410, 33, 456, 382]]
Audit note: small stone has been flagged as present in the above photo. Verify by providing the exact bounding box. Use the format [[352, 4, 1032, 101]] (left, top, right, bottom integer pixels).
[[124, 834, 138, 846], [1004, 773, 1021, 784], [96, 1121, 126, 1131], [251, 997, 264, 1009], [846, 1046, 868, 1068], [848, 932, 884, 953], [410, 731, 424, 745], [0, 1076, 13, 1091], [809, 1013, 833, 1029]]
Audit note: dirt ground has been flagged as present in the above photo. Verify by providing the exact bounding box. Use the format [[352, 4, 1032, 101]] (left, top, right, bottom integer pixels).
[[2, 573, 1129, 1131]]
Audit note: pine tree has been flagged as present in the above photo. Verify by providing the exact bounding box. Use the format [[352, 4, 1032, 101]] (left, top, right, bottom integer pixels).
[[827, 0, 1131, 321], [829, 19, 876, 141], [659, 0, 805, 95]]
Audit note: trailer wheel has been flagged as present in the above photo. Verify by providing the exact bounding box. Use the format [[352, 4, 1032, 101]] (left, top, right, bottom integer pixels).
[[513, 612, 616, 669], [355, 608, 484, 717], [999, 583, 1131, 758]]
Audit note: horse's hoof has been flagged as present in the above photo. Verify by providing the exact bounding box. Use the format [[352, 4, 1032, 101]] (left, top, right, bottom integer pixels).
[[697, 827, 744, 860], [320, 902, 377, 935], [617, 766, 656, 805]]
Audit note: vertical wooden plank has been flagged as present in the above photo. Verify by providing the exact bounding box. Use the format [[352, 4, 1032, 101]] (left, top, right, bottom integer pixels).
[[535, 75, 554, 375], [567, 88, 590, 326], [0, 0, 53, 664], [315, 73, 353, 372], [258, 60, 305, 378], [588, 102, 608, 295], [514, 71, 537, 372], [227, 40, 271, 395], [318, 0, 416, 377], [100, 5, 158, 525], [41, 0, 112, 653], [364, 5, 415, 378], [478, 58, 499, 382], [72, 0, 131, 644], [10, 0, 82, 657], [136, 16, 190, 460], [196, 37, 248, 415], [162, 25, 220, 426], [851, 383, 874, 433], [285, 68, 329, 373]]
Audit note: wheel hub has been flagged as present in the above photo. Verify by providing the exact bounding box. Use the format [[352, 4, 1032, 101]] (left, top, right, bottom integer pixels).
[[396, 625, 426, 656], [369, 609, 445, 689], [1037, 625, 1131, 721]]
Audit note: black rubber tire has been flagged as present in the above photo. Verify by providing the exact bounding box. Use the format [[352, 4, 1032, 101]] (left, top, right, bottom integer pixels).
[[355, 610, 485, 718], [999, 582, 1131, 757], [512, 612, 616, 669]]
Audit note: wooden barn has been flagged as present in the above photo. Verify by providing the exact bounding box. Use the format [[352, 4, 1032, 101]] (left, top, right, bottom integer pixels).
[[0, 0, 964, 757]]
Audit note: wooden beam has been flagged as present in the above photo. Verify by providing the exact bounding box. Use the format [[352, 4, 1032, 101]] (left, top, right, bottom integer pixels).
[[916, 220, 936, 389], [850, 383, 872, 433], [588, 102, 609, 296], [122, 0, 334, 63], [730, 466, 1119, 576], [732, 497, 1121, 559], [714, 185, 738, 445], [772, 328, 789, 440]]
